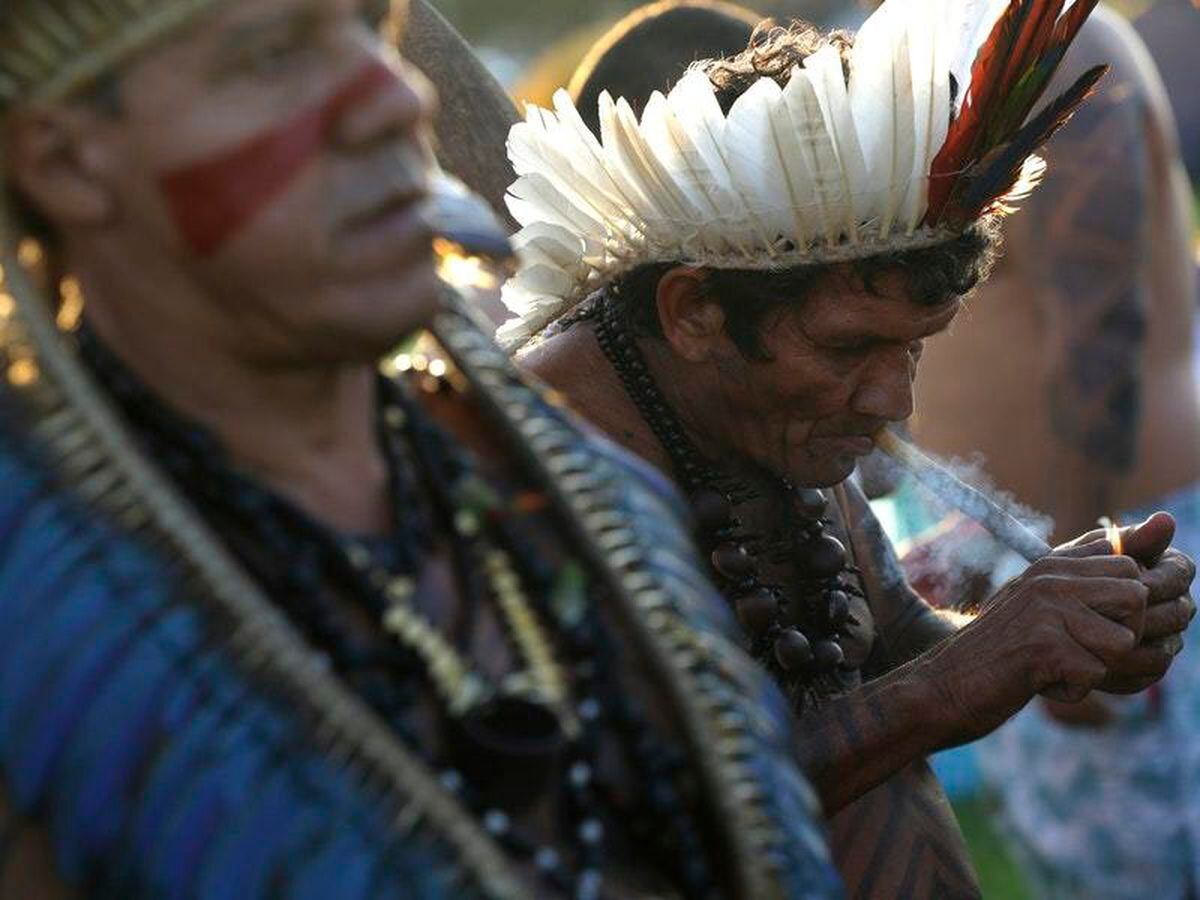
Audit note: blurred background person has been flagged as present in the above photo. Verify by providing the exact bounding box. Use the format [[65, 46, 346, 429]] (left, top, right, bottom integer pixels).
[[886, 6, 1200, 898], [1133, 0, 1200, 186], [568, 0, 761, 132]]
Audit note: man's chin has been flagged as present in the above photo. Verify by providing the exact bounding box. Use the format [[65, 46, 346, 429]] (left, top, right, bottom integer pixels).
[[328, 268, 444, 353], [783, 454, 859, 489]]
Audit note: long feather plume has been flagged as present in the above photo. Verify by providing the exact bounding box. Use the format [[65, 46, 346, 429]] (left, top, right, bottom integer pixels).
[[939, 63, 1107, 226], [850, 1, 915, 237], [927, 0, 1031, 216], [803, 47, 867, 241], [927, 0, 1102, 222]]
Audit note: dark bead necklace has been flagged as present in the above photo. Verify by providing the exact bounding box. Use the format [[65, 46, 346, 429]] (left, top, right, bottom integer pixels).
[[589, 296, 861, 709]]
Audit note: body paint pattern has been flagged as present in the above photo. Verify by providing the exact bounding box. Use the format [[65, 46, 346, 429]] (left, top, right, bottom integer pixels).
[[160, 61, 394, 257]]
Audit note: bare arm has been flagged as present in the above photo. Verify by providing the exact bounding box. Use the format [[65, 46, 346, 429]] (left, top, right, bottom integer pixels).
[[840, 482, 963, 665]]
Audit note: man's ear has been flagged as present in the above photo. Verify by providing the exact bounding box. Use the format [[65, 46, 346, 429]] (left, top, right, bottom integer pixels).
[[655, 266, 726, 363], [4, 106, 115, 230]]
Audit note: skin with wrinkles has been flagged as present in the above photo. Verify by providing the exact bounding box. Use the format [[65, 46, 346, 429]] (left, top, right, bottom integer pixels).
[[523, 250, 1196, 900]]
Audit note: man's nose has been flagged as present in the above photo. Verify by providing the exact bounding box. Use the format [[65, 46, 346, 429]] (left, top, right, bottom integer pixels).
[[851, 349, 915, 423], [330, 54, 437, 151]]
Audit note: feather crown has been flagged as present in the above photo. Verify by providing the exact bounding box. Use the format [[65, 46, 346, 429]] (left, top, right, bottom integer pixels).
[[499, 0, 1107, 351]]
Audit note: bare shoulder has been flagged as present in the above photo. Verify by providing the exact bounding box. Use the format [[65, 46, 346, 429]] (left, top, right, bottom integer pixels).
[[518, 326, 591, 386], [518, 325, 675, 472], [518, 324, 618, 419]]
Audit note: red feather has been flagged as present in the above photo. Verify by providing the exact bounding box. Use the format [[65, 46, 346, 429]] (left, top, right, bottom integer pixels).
[[927, 0, 1031, 215], [926, 0, 1102, 222], [937, 64, 1108, 228], [995, 0, 1063, 99], [1051, 0, 1100, 50]]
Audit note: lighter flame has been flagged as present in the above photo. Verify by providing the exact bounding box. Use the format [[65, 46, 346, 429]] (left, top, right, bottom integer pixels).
[[1100, 516, 1123, 556]]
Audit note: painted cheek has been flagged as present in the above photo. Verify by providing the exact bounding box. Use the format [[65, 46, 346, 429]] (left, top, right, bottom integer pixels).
[[158, 60, 395, 258]]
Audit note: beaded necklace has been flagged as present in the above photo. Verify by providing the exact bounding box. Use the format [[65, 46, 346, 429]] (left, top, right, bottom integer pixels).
[[75, 326, 714, 899], [589, 297, 863, 709]]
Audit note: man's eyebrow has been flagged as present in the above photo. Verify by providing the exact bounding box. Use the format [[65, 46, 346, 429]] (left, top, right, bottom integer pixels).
[[823, 313, 956, 348], [820, 330, 882, 349], [213, 4, 318, 58]]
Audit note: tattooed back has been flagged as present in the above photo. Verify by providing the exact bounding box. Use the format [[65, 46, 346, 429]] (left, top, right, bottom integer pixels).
[[912, 6, 1200, 541]]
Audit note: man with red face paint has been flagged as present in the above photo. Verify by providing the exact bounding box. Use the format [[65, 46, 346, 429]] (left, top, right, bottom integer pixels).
[[505, 5, 1197, 896], [0, 1, 843, 898]]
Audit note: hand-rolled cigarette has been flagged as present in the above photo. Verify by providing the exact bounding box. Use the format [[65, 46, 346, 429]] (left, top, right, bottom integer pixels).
[[874, 430, 1052, 563]]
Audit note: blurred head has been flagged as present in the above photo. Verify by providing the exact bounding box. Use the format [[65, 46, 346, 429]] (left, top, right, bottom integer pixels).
[[3, 0, 441, 367], [569, 0, 762, 134]]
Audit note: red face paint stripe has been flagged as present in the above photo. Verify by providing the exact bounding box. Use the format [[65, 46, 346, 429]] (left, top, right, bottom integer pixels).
[[160, 60, 395, 258]]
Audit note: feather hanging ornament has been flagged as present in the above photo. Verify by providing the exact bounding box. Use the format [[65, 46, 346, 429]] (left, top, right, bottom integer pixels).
[[499, 0, 1108, 350]]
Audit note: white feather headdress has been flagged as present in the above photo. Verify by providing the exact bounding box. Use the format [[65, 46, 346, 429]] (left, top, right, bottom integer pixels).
[[498, 0, 1107, 350]]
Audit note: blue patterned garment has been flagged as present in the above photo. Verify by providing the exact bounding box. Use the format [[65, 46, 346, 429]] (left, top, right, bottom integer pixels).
[[0, 321, 844, 899], [0, 412, 475, 900], [978, 483, 1200, 900]]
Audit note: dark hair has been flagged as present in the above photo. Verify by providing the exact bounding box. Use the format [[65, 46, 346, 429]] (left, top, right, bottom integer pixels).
[[606, 220, 1002, 360], [570, 0, 762, 134]]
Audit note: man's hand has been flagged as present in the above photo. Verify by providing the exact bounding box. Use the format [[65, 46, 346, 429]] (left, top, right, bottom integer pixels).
[[917, 551, 1149, 747], [1084, 512, 1195, 694], [1039, 693, 1116, 729]]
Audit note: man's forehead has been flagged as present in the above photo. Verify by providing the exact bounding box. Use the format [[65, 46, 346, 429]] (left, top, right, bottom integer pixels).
[[195, 0, 379, 40], [159, 0, 400, 57], [804, 283, 962, 343]]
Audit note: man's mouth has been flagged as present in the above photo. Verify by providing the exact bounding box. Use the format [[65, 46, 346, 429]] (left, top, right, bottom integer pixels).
[[824, 435, 877, 456], [341, 186, 428, 232], [328, 181, 433, 274]]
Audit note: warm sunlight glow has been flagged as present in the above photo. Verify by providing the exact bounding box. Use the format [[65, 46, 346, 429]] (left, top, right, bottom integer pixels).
[[434, 237, 500, 291]]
